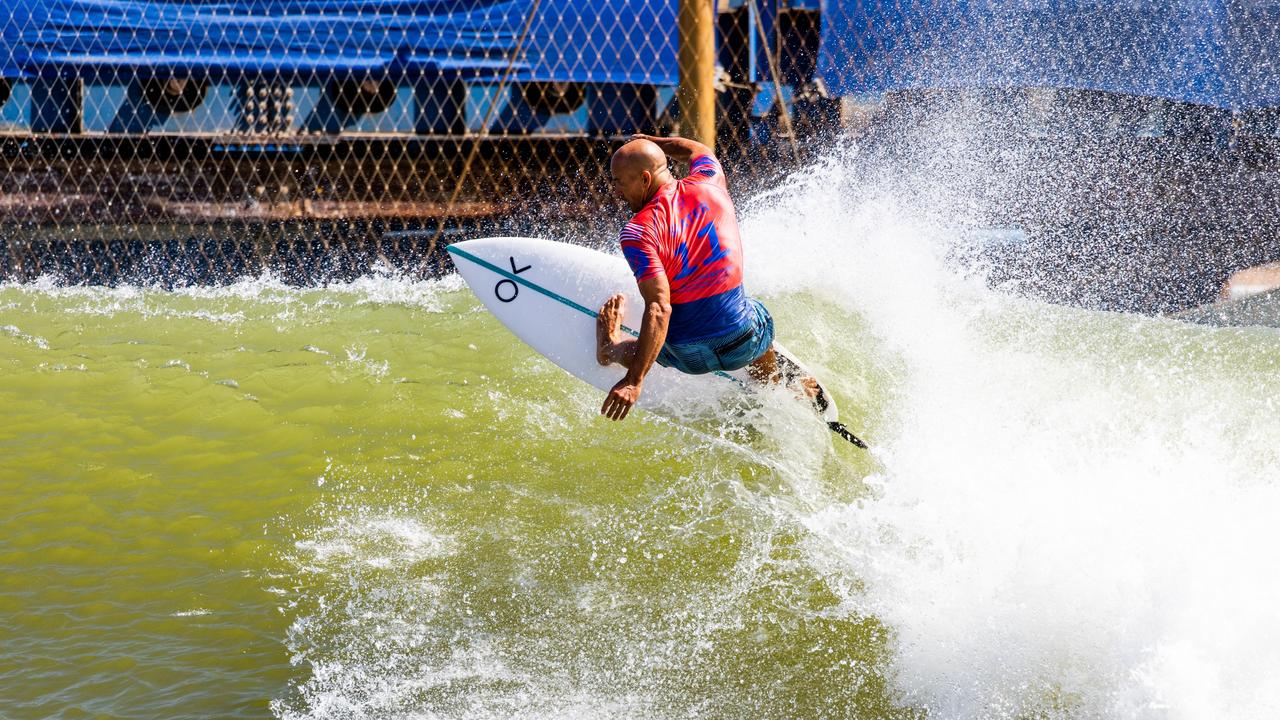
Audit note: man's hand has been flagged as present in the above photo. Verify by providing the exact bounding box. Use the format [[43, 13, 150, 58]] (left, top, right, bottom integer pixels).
[[598, 275, 668, 423], [601, 378, 642, 421]]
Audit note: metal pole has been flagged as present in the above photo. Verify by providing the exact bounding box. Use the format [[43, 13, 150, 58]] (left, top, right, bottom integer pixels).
[[678, 0, 716, 150]]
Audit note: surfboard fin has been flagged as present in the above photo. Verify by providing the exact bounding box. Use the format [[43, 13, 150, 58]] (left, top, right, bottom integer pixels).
[[827, 421, 869, 449]]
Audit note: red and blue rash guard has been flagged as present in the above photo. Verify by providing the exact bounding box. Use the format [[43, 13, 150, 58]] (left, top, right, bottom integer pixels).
[[619, 153, 754, 344]]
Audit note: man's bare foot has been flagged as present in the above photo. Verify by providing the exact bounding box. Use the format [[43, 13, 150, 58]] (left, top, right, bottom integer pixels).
[[596, 293, 626, 365], [800, 376, 821, 400]]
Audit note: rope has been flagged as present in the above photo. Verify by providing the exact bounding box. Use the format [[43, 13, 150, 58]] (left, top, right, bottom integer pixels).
[[424, 0, 544, 272], [747, 0, 801, 164]]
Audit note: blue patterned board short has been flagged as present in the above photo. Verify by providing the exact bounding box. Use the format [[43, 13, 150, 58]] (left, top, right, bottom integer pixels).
[[656, 299, 775, 375]]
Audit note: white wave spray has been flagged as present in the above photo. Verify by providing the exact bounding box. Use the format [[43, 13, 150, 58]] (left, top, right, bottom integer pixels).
[[742, 141, 1280, 719]]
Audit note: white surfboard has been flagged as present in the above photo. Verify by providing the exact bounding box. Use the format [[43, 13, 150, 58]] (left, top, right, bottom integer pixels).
[[446, 236, 866, 447]]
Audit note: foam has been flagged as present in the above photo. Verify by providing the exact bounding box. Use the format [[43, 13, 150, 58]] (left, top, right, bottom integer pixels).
[[2, 323, 50, 349], [293, 515, 455, 571], [0, 265, 462, 318]]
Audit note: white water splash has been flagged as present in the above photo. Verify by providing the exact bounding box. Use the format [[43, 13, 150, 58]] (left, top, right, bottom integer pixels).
[[743, 148, 1280, 719]]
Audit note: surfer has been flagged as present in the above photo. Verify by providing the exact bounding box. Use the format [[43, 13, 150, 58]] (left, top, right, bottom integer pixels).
[[596, 134, 785, 422]]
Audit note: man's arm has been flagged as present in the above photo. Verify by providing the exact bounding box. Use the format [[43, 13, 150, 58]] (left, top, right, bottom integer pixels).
[[601, 274, 671, 422], [631, 133, 712, 163], [633, 133, 725, 189]]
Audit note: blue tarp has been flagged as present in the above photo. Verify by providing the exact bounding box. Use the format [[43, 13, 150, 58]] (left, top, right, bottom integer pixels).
[[0, 0, 676, 83], [819, 0, 1280, 109]]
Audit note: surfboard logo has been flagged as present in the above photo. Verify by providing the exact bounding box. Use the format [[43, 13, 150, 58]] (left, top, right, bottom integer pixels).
[[495, 256, 532, 303]]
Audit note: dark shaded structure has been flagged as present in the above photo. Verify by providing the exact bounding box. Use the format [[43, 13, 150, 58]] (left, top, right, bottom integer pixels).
[[852, 88, 1280, 314], [0, 134, 630, 285]]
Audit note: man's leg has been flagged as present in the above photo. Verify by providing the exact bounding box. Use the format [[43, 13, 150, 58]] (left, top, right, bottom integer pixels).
[[747, 345, 778, 382], [748, 344, 819, 398], [596, 293, 639, 368]]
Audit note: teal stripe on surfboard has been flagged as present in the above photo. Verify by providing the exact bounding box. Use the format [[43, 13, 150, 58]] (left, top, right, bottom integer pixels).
[[446, 242, 740, 383], [446, 243, 639, 337]]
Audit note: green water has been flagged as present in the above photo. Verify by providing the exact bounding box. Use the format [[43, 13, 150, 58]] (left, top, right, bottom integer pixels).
[[0, 278, 897, 719]]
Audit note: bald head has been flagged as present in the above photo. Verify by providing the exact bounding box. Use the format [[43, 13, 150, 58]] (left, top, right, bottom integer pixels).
[[612, 139, 667, 175], [610, 139, 673, 212]]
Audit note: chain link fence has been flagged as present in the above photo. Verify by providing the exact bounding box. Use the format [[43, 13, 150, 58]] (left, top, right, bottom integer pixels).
[[0, 0, 837, 285], [2, 1, 1280, 309]]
